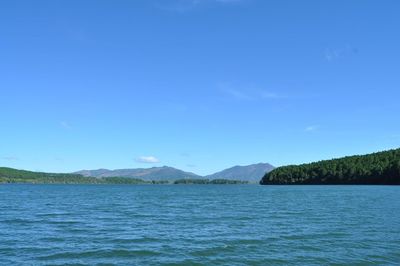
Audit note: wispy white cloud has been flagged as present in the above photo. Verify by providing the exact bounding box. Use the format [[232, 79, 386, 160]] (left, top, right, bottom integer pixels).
[[261, 91, 287, 99], [60, 121, 71, 130], [219, 82, 286, 101], [305, 125, 319, 132], [213, 0, 243, 3], [1, 156, 19, 161], [135, 156, 160, 163], [324, 45, 358, 61], [223, 88, 254, 101], [54, 157, 64, 162], [155, 0, 243, 12]]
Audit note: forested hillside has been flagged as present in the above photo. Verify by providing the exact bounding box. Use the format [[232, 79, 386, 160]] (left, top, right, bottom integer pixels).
[[260, 149, 400, 185], [0, 167, 146, 184], [0, 168, 247, 185]]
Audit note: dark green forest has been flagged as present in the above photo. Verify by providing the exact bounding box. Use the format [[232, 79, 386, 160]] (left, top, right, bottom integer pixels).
[[260, 148, 400, 185]]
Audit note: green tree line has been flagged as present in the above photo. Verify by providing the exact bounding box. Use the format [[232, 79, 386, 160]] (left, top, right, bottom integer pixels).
[[174, 178, 248, 184], [260, 148, 400, 185], [0, 167, 147, 184], [0, 167, 249, 185]]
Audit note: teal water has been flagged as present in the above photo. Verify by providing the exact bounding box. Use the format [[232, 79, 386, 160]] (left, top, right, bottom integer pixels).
[[0, 185, 399, 265]]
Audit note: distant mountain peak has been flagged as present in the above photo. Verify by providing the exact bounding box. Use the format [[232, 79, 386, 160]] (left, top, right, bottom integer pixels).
[[74, 166, 200, 181], [74, 162, 275, 183], [205, 163, 275, 183]]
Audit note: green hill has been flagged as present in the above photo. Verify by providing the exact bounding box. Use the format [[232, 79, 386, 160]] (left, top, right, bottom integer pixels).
[[260, 148, 400, 185], [0, 167, 147, 184], [0, 167, 248, 185]]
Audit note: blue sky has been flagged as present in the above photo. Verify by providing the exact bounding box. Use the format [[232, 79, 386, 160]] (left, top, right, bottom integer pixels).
[[1, 0, 399, 175]]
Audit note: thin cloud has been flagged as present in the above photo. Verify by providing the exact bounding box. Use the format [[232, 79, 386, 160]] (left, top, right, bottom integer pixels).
[[1, 156, 19, 161], [216, 0, 242, 2], [220, 83, 286, 101], [261, 91, 287, 99], [155, 0, 243, 12], [135, 156, 160, 163], [224, 88, 254, 101], [54, 157, 64, 162], [324, 45, 358, 61], [60, 121, 71, 130], [305, 125, 319, 132]]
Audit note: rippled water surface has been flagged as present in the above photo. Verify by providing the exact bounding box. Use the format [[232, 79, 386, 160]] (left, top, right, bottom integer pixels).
[[1, 184, 399, 265]]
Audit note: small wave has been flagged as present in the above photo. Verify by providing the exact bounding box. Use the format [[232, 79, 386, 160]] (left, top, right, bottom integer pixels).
[[37, 249, 161, 260]]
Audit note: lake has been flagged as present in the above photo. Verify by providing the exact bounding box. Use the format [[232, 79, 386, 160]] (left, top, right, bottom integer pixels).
[[0, 184, 399, 265]]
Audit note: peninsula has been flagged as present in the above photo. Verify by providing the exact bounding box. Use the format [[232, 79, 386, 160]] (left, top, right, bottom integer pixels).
[[260, 148, 400, 185]]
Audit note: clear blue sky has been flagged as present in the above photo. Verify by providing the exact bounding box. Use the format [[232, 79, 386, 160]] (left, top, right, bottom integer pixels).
[[1, 0, 399, 175]]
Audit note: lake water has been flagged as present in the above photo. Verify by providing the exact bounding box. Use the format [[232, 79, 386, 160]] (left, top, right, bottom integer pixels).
[[0, 184, 399, 265]]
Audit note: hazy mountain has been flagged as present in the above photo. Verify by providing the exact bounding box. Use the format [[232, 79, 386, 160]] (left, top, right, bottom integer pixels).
[[205, 163, 275, 183], [74, 166, 201, 181], [75, 163, 275, 183]]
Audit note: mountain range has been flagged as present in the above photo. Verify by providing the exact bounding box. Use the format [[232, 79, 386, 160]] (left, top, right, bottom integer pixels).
[[74, 163, 275, 183], [75, 166, 199, 181]]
